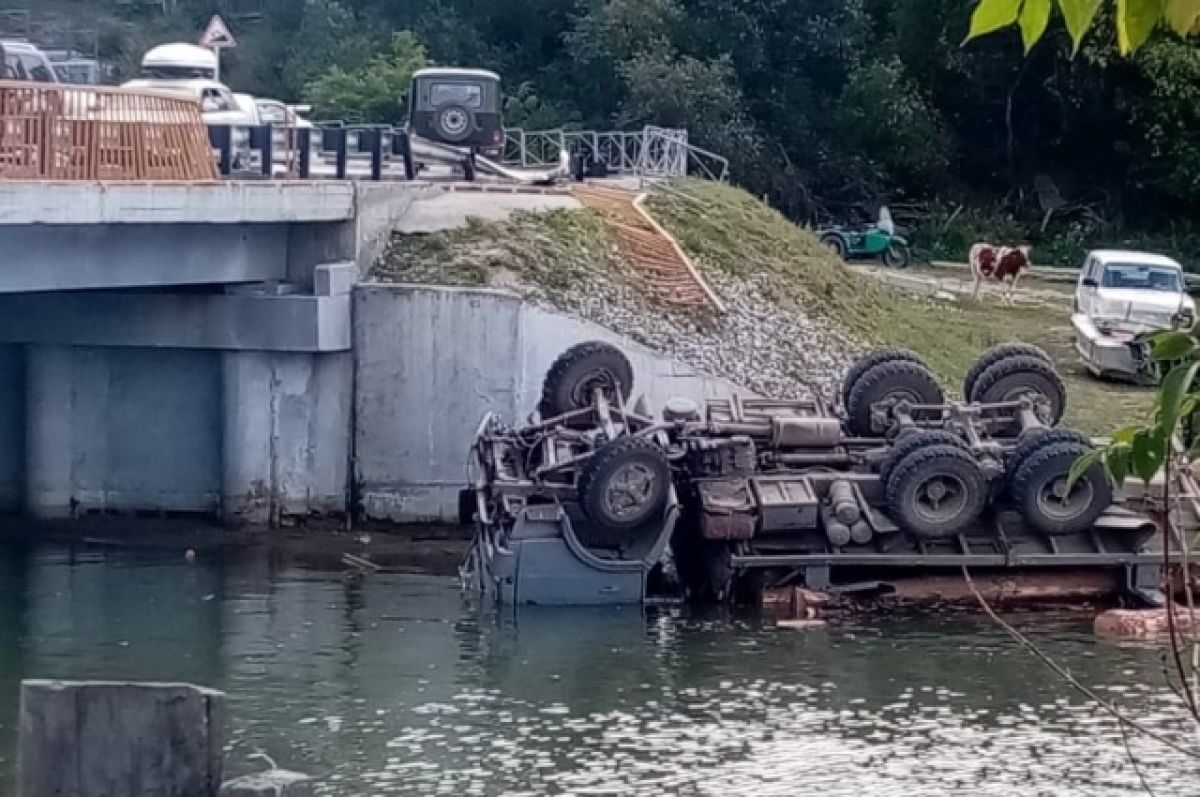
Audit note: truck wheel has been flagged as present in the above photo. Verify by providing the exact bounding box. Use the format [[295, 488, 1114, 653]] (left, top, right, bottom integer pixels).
[[845, 359, 944, 437], [963, 343, 1052, 402], [971, 355, 1066, 425], [1005, 427, 1092, 482], [880, 429, 969, 484], [840, 348, 927, 411], [1011, 440, 1111, 536], [578, 437, 671, 533], [886, 445, 988, 538], [822, 233, 847, 260], [539, 341, 634, 418]]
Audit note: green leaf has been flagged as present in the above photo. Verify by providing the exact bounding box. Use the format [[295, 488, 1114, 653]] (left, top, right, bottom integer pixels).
[[1131, 428, 1166, 482], [1058, 0, 1104, 52], [1158, 361, 1200, 435], [1067, 447, 1104, 489], [1112, 424, 1140, 445], [965, 0, 1023, 40], [1106, 444, 1131, 488], [1149, 329, 1198, 361], [1165, 0, 1200, 34], [1019, 0, 1054, 50], [1117, 0, 1164, 54]]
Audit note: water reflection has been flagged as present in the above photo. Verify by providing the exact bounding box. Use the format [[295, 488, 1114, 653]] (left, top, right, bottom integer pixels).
[[0, 539, 1196, 795]]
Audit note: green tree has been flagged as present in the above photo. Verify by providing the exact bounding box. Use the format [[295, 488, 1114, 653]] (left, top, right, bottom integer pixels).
[[303, 31, 428, 123]]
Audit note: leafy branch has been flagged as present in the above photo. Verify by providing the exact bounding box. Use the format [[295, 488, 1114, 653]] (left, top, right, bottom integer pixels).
[[966, 0, 1200, 54]]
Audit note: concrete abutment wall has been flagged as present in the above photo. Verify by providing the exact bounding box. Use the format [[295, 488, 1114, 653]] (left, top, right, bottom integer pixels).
[[352, 284, 750, 524]]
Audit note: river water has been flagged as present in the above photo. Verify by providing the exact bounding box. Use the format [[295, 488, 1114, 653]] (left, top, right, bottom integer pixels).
[[0, 537, 1197, 795]]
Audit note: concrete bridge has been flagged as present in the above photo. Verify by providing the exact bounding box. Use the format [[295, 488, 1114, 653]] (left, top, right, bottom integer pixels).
[[0, 179, 739, 528]]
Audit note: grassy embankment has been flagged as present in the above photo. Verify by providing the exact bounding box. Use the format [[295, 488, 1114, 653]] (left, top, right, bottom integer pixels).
[[374, 179, 1151, 435]]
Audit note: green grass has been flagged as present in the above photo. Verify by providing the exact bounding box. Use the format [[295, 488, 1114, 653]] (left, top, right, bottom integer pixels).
[[373, 178, 1153, 436], [648, 180, 1152, 434]]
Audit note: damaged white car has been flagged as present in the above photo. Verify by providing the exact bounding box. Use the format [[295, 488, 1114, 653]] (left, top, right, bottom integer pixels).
[[1072, 250, 1195, 384]]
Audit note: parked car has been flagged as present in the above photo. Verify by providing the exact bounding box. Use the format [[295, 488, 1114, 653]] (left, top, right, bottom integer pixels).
[[1072, 249, 1196, 384], [0, 40, 58, 83], [408, 67, 503, 154]]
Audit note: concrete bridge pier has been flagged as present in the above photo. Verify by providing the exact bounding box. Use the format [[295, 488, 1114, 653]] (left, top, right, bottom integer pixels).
[[221, 350, 351, 527], [8, 263, 356, 525]]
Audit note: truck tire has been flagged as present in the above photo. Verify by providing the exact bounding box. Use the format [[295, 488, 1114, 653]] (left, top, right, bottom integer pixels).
[[963, 343, 1052, 402], [840, 348, 927, 411], [880, 429, 969, 484], [539, 341, 634, 418], [1011, 440, 1112, 536], [970, 354, 1066, 425], [1005, 427, 1092, 482], [578, 436, 671, 533], [886, 444, 988, 538], [845, 359, 944, 437]]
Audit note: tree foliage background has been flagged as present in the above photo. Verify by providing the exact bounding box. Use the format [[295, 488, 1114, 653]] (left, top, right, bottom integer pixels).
[[55, 0, 1200, 261]]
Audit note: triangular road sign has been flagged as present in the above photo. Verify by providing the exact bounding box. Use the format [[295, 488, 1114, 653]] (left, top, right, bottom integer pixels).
[[200, 15, 237, 49]]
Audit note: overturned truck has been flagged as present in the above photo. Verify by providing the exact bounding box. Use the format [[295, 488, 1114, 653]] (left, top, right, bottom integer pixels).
[[462, 341, 1173, 607]]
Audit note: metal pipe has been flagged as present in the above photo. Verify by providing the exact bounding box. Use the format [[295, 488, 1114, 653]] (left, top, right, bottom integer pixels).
[[829, 480, 861, 525], [821, 505, 851, 547], [849, 519, 873, 545], [773, 452, 853, 466]]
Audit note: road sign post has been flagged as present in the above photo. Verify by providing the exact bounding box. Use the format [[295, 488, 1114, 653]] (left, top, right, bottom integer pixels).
[[199, 15, 237, 82]]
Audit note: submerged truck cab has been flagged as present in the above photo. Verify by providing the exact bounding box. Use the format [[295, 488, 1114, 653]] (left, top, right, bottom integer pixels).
[[407, 67, 503, 154]]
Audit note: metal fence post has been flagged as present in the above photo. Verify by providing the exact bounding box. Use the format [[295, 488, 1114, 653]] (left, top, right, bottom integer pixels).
[[369, 128, 383, 181], [209, 125, 232, 176], [297, 127, 312, 179], [333, 128, 348, 179], [397, 131, 414, 180], [258, 124, 273, 177]]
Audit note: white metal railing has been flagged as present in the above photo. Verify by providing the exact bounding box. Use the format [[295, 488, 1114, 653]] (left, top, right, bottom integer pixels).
[[502, 125, 729, 181]]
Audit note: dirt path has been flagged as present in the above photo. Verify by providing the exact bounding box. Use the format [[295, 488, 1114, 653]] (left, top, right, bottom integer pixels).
[[852, 263, 1072, 309]]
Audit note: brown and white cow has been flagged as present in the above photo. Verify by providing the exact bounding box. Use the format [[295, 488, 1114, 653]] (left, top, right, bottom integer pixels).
[[969, 243, 1032, 304]]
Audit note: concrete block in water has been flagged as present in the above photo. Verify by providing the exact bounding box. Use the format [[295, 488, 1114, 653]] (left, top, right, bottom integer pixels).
[[18, 680, 225, 797], [220, 770, 314, 797]]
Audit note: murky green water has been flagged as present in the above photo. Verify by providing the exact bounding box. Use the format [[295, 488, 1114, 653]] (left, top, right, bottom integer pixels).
[[0, 537, 1197, 795]]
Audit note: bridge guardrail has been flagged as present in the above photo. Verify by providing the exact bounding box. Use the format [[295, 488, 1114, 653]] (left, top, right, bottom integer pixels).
[[201, 122, 729, 183]]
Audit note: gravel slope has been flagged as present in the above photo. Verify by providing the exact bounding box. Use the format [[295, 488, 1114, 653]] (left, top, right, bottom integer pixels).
[[373, 194, 865, 400]]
